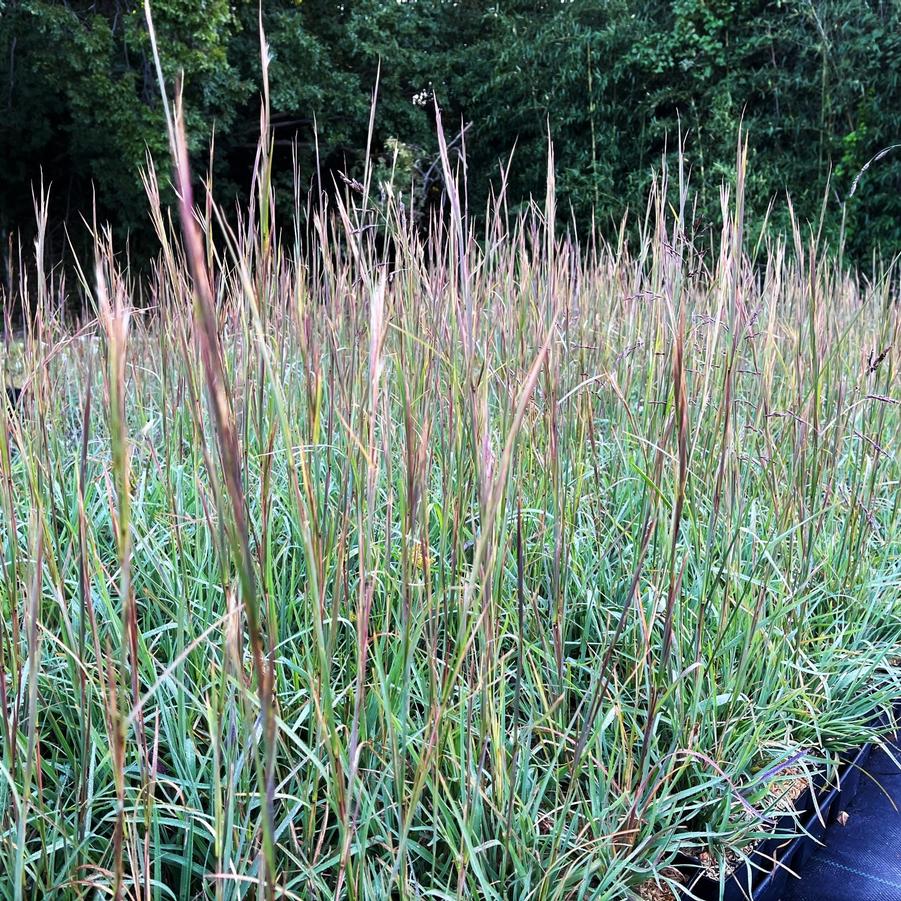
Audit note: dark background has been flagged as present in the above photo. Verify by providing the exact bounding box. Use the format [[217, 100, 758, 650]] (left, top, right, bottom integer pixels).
[[1, 0, 899, 270]]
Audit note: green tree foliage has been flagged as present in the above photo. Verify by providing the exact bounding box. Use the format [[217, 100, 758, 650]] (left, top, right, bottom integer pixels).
[[1, 0, 898, 262]]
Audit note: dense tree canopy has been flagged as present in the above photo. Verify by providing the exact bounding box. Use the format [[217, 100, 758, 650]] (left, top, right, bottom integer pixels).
[[1, 0, 899, 263]]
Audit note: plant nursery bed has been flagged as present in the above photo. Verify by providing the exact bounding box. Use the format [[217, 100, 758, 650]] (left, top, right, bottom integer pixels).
[[676, 739, 876, 901]]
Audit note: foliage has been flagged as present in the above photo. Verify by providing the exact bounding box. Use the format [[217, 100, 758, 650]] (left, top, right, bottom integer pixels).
[[0, 97, 898, 897], [1, 0, 900, 263]]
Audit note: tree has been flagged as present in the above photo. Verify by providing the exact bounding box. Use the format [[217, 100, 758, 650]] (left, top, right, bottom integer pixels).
[[1, 0, 898, 267]]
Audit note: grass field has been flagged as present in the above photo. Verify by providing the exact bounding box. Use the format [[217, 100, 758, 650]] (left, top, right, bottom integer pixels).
[[0, 97, 899, 899]]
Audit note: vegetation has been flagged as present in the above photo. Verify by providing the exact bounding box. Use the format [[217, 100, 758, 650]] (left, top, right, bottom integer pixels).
[[2, 0, 901, 266], [0, 31, 898, 896]]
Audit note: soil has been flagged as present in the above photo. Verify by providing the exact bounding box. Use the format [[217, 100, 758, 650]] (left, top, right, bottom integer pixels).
[[635, 868, 683, 900], [695, 767, 813, 879], [698, 846, 747, 879], [635, 883, 677, 901], [768, 767, 810, 812]]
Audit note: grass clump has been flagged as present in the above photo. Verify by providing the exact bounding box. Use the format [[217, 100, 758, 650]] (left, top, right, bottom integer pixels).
[[0, 94, 899, 900]]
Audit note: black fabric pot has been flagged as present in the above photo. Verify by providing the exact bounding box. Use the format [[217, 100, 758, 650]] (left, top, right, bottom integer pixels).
[[676, 742, 874, 901]]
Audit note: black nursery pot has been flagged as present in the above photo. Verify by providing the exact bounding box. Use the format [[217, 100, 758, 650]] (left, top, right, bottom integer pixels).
[[827, 740, 873, 823], [676, 742, 874, 901]]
